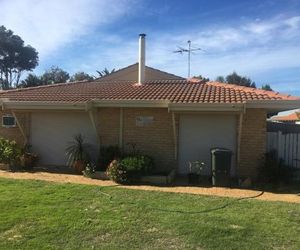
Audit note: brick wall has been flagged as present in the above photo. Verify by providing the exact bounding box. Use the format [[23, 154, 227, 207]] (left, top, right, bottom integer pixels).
[[97, 108, 120, 146], [238, 108, 267, 176], [123, 108, 176, 171], [97, 107, 177, 171], [97, 107, 267, 176], [0, 111, 30, 145]]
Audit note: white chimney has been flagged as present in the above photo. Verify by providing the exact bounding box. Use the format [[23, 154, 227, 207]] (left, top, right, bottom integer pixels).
[[138, 33, 146, 84]]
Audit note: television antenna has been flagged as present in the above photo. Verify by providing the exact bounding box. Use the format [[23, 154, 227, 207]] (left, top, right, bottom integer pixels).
[[173, 40, 204, 78]]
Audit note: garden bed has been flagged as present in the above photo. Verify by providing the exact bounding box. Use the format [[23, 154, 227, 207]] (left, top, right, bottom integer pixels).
[[0, 163, 9, 170], [140, 169, 175, 185], [86, 169, 175, 185]]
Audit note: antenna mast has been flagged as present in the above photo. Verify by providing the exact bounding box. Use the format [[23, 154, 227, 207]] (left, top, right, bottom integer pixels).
[[174, 40, 203, 78]]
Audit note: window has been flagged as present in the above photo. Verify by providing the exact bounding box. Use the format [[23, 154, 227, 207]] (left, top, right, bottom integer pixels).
[[2, 115, 16, 128]]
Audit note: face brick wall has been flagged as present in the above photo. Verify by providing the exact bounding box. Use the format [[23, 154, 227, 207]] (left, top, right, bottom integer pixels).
[[123, 108, 176, 171], [0, 111, 30, 145], [238, 108, 267, 176], [0, 107, 266, 176], [97, 108, 120, 146], [97, 107, 177, 171]]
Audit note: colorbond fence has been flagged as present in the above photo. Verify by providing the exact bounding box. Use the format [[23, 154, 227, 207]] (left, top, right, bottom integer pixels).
[[267, 122, 300, 168]]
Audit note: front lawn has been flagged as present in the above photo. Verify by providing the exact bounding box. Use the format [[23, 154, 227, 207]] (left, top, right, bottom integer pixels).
[[0, 178, 299, 249]]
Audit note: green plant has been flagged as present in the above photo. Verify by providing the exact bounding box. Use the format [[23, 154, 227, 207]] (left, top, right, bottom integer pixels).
[[0, 137, 21, 167], [83, 163, 96, 178], [106, 160, 128, 184], [65, 134, 91, 172], [98, 145, 121, 171], [20, 143, 38, 170], [120, 155, 154, 174], [106, 155, 154, 184]]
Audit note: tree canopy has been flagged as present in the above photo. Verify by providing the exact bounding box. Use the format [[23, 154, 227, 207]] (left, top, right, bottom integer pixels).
[[70, 72, 94, 82], [215, 76, 225, 83], [96, 68, 115, 77], [225, 72, 256, 88], [20, 73, 42, 88], [215, 72, 256, 88], [215, 72, 274, 90], [40, 66, 69, 84], [193, 75, 210, 82], [0, 26, 38, 89], [261, 84, 273, 91]]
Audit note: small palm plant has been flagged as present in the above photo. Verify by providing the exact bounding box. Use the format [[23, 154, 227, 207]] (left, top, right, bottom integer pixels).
[[65, 134, 91, 174]]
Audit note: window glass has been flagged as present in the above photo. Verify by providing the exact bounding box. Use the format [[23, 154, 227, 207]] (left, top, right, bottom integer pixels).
[[2, 115, 16, 127]]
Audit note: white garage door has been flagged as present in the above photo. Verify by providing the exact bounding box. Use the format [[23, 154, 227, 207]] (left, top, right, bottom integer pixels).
[[30, 112, 98, 166], [178, 114, 237, 175]]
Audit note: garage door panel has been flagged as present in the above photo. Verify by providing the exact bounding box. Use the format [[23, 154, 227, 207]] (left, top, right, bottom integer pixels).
[[31, 112, 98, 166], [178, 114, 236, 175]]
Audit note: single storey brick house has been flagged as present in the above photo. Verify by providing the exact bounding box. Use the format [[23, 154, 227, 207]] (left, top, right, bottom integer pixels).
[[0, 34, 299, 177]]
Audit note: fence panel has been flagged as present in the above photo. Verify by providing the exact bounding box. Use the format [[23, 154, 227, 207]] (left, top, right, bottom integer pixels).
[[267, 130, 300, 168]]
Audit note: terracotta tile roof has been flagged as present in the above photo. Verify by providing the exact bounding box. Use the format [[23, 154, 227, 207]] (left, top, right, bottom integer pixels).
[[0, 79, 298, 104], [272, 111, 300, 121]]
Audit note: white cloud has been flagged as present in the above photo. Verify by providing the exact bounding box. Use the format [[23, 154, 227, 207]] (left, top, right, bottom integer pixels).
[[2, 1, 299, 94], [73, 15, 300, 81], [285, 16, 300, 29], [0, 0, 131, 59]]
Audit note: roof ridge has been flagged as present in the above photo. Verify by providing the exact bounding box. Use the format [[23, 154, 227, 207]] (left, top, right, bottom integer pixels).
[[207, 81, 296, 99]]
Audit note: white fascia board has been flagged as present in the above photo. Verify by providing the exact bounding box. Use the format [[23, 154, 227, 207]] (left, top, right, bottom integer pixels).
[[2, 101, 86, 110], [246, 100, 300, 111], [92, 99, 169, 108], [168, 103, 244, 112]]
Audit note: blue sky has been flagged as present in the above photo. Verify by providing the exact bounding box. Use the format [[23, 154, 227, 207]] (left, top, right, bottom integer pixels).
[[1, 0, 300, 95]]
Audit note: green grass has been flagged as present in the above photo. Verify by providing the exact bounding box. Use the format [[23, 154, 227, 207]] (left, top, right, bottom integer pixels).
[[0, 178, 299, 250]]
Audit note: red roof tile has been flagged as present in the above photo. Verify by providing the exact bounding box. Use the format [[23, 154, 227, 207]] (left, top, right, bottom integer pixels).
[[272, 112, 300, 121], [0, 79, 298, 104]]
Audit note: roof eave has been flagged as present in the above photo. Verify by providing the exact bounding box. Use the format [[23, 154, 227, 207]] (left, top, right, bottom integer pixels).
[[1, 100, 87, 111], [168, 103, 244, 112], [92, 99, 169, 108]]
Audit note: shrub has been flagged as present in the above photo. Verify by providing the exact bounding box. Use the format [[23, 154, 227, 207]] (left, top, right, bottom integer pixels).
[[83, 163, 96, 178], [0, 137, 21, 167], [20, 143, 38, 170], [106, 160, 128, 184], [65, 134, 91, 167], [120, 155, 154, 174], [98, 145, 122, 171], [106, 155, 154, 184]]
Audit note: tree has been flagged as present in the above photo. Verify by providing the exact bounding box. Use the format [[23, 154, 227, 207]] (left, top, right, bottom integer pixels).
[[215, 76, 225, 83], [96, 68, 115, 77], [70, 72, 94, 82], [0, 26, 38, 89], [193, 75, 210, 82], [40, 66, 69, 84], [20, 73, 42, 88], [225, 72, 256, 88], [261, 84, 273, 91], [215, 72, 256, 88]]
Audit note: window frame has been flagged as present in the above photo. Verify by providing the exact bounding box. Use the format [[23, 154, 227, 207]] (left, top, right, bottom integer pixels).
[[2, 114, 16, 128]]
